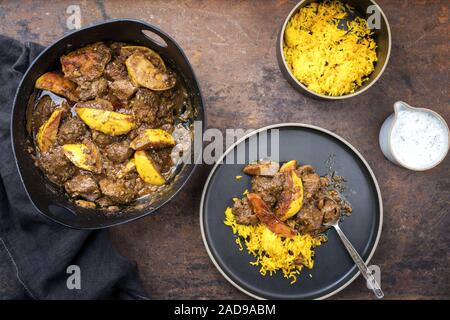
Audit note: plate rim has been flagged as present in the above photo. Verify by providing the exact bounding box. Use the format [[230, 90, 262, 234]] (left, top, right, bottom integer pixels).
[[200, 122, 383, 300]]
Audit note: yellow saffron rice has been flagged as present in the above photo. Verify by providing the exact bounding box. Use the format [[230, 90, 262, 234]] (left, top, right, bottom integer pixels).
[[283, 0, 377, 96], [224, 207, 325, 284]]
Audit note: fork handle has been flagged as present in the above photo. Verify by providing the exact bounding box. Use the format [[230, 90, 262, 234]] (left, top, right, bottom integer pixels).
[[333, 224, 384, 299]]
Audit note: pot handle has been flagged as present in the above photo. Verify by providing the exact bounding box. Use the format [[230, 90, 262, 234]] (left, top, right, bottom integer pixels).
[[141, 29, 169, 48], [140, 24, 178, 50], [139, 23, 192, 74]]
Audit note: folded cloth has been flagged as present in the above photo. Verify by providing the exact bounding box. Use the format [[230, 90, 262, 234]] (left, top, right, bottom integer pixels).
[[0, 35, 149, 300]]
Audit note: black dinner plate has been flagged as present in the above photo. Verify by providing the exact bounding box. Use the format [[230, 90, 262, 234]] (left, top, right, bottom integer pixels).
[[200, 123, 383, 299]]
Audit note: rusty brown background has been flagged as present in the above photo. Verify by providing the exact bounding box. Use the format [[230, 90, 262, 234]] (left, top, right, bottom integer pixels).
[[0, 0, 449, 299]]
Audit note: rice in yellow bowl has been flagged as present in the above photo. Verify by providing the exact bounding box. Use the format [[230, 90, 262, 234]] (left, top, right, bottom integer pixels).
[[224, 207, 325, 284], [283, 0, 377, 96]]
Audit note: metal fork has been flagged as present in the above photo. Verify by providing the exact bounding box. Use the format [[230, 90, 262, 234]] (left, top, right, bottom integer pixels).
[[324, 218, 384, 299]]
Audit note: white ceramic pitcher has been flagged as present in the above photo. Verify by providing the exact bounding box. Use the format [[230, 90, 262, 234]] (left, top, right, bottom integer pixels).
[[379, 101, 449, 171]]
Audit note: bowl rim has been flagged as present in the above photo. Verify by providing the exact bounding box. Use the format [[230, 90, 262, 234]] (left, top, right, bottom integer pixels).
[[199, 122, 383, 299], [278, 0, 392, 100], [10, 18, 206, 229]]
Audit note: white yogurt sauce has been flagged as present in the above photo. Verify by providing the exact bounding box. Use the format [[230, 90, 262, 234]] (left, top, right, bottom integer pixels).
[[391, 109, 449, 169]]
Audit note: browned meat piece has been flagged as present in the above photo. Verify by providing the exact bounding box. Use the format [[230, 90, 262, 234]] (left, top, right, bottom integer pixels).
[[302, 173, 321, 198], [106, 93, 129, 110], [38, 146, 75, 184], [58, 117, 88, 144], [75, 98, 114, 111], [104, 59, 128, 80], [109, 79, 137, 100], [154, 114, 174, 128], [135, 88, 160, 107], [243, 160, 280, 176], [32, 95, 57, 133], [296, 164, 314, 175], [105, 140, 133, 163], [96, 196, 116, 208], [109, 42, 127, 56], [132, 176, 148, 195], [61, 42, 111, 82], [130, 88, 160, 125], [101, 158, 124, 180], [158, 86, 186, 117], [99, 179, 135, 204], [160, 123, 174, 133], [251, 173, 285, 207], [328, 189, 342, 203], [321, 199, 340, 224], [75, 78, 108, 101], [297, 206, 323, 235], [149, 149, 173, 173], [91, 130, 118, 146], [164, 86, 189, 115], [64, 174, 101, 201], [319, 176, 329, 187], [232, 197, 258, 225]]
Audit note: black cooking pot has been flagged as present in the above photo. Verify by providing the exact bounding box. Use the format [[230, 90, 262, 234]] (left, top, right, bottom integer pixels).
[[11, 19, 205, 229]]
